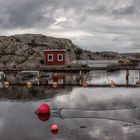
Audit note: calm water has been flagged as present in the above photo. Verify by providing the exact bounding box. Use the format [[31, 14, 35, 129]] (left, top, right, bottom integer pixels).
[[0, 70, 140, 140]]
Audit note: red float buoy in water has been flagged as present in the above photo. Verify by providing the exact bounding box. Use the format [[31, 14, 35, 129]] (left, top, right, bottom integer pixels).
[[51, 124, 59, 134], [37, 103, 50, 114], [37, 113, 50, 122]]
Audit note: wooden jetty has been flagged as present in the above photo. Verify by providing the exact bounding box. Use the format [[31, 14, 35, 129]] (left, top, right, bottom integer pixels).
[[0, 65, 140, 73], [5, 83, 140, 88], [1, 65, 140, 88]]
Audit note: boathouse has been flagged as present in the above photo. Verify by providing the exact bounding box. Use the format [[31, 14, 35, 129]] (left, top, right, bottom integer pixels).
[[44, 49, 66, 65]]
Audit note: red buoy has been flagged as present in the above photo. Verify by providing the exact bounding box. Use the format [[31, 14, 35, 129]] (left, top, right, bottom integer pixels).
[[37, 113, 50, 122], [51, 124, 59, 134], [37, 103, 50, 114]]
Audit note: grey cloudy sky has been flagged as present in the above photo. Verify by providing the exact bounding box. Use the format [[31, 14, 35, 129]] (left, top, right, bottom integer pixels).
[[0, 0, 140, 53]]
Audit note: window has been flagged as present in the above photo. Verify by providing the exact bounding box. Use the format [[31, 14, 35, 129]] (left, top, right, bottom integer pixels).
[[48, 54, 53, 61], [57, 54, 63, 61]]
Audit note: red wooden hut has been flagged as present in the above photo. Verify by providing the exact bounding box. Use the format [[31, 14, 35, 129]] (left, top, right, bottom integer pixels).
[[44, 49, 66, 65]]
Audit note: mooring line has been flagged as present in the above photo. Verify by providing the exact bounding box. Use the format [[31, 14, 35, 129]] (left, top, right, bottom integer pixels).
[[49, 106, 140, 125], [53, 105, 139, 112], [51, 109, 139, 125]]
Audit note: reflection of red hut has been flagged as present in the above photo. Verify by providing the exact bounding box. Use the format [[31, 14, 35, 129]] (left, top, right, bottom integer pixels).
[[44, 49, 66, 65]]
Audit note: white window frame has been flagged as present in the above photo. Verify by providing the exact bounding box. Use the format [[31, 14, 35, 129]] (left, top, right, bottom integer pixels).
[[57, 54, 63, 61], [48, 54, 53, 61]]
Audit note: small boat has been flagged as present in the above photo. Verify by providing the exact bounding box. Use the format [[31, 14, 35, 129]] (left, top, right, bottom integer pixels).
[[20, 71, 39, 79]]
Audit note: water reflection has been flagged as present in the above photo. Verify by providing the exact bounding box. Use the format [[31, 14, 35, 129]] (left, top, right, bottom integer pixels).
[[0, 71, 139, 139], [0, 88, 140, 139], [37, 113, 50, 122], [0, 86, 72, 99], [50, 88, 140, 139]]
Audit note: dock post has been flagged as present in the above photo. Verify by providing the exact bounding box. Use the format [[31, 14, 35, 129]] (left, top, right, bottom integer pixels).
[[80, 70, 82, 76], [37, 71, 40, 86], [79, 70, 82, 85], [126, 70, 129, 85], [139, 70, 140, 80]]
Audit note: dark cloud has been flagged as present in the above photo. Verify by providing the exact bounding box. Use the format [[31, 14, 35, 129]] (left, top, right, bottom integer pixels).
[[0, 0, 140, 52], [0, 0, 57, 29]]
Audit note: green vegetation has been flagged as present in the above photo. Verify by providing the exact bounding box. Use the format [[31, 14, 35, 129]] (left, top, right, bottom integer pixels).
[[74, 47, 83, 59]]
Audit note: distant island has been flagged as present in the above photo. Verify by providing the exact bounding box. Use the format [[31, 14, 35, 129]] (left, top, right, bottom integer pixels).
[[0, 34, 139, 69]]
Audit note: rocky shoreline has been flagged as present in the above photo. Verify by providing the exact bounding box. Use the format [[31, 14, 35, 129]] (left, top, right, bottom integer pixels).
[[0, 34, 138, 69]]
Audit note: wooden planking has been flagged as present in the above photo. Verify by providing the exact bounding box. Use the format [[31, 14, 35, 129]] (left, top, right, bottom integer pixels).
[[0, 66, 140, 73], [6, 83, 140, 88]]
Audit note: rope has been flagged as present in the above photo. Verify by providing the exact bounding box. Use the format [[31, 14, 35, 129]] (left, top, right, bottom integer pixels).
[[60, 116, 137, 125], [49, 106, 140, 125], [56, 105, 138, 111]]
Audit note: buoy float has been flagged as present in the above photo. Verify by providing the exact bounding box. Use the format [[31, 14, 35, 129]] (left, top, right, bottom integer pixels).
[[136, 80, 140, 87], [52, 82, 57, 88], [51, 124, 59, 134], [37, 103, 50, 114], [26, 81, 32, 89], [82, 80, 88, 88], [37, 113, 50, 122], [4, 81, 10, 88], [54, 73, 58, 77], [36, 103, 51, 122], [111, 80, 116, 88]]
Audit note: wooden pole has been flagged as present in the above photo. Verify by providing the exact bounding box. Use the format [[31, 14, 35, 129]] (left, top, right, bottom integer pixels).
[[139, 70, 140, 80], [79, 70, 83, 85], [126, 70, 129, 85], [79, 70, 82, 76], [37, 71, 40, 85]]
